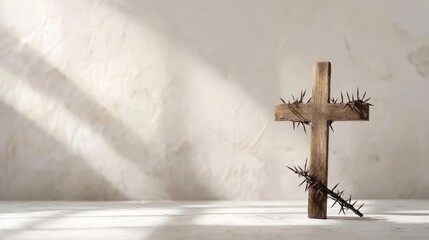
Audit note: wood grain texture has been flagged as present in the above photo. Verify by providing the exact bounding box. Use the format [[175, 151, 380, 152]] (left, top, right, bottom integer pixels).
[[275, 104, 312, 121], [327, 104, 369, 121], [274, 62, 370, 219], [275, 104, 369, 122], [308, 62, 331, 219]]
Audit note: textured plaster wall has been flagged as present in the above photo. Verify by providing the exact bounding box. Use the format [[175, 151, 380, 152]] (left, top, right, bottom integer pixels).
[[0, 0, 428, 200]]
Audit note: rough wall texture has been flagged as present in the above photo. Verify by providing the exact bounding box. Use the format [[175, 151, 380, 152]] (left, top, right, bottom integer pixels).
[[0, 0, 428, 200]]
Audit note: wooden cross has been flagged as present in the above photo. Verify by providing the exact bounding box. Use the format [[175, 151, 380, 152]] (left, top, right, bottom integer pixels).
[[275, 62, 370, 219]]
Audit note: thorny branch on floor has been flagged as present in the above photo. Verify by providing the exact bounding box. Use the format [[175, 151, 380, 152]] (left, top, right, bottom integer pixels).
[[288, 159, 364, 217]]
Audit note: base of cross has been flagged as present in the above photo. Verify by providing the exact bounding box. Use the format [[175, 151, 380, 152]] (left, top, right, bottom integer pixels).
[[275, 62, 370, 219], [309, 189, 327, 219]]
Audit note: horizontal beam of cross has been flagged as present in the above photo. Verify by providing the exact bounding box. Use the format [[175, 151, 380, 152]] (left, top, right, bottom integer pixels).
[[275, 103, 369, 122]]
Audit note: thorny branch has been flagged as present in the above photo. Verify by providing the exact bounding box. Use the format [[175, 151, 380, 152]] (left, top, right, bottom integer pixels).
[[342, 87, 374, 108], [280, 88, 373, 133], [279, 90, 311, 134], [287, 159, 364, 217]]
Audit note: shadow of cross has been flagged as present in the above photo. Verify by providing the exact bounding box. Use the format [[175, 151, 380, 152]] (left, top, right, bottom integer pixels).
[[275, 62, 370, 219]]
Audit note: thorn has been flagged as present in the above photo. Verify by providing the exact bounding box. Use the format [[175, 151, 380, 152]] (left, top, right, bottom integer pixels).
[[364, 97, 372, 103], [346, 91, 351, 102], [279, 97, 286, 104], [303, 124, 307, 134], [332, 183, 339, 191], [287, 166, 295, 172], [307, 97, 312, 103], [298, 179, 306, 187], [352, 94, 355, 101], [343, 102, 350, 109], [341, 92, 344, 103], [331, 200, 338, 208], [357, 87, 359, 99], [357, 203, 365, 210], [362, 91, 367, 100], [328, 121, 334, 132], [352, 200, 357, 206], [304, 158, 308, 171], [292, 94, 296, 101], [293, 121, 296, 130]]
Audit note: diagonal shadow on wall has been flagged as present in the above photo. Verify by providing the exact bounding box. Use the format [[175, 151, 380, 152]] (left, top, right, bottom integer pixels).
[[0, 100, 126, 200], [0, 26, 217, 200], [0, 27, 152, 174], [0, 27, 166, 200]]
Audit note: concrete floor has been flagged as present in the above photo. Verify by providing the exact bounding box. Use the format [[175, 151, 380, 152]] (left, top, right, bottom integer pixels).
[[0, 200, 428, 240]]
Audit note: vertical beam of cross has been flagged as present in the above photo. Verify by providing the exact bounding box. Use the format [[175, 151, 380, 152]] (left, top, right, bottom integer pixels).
[[275, 62, 369, 219], [308, 62, 331, 219]]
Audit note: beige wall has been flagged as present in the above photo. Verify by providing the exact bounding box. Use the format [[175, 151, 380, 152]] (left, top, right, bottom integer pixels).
[[0, 0, 428, 200]]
